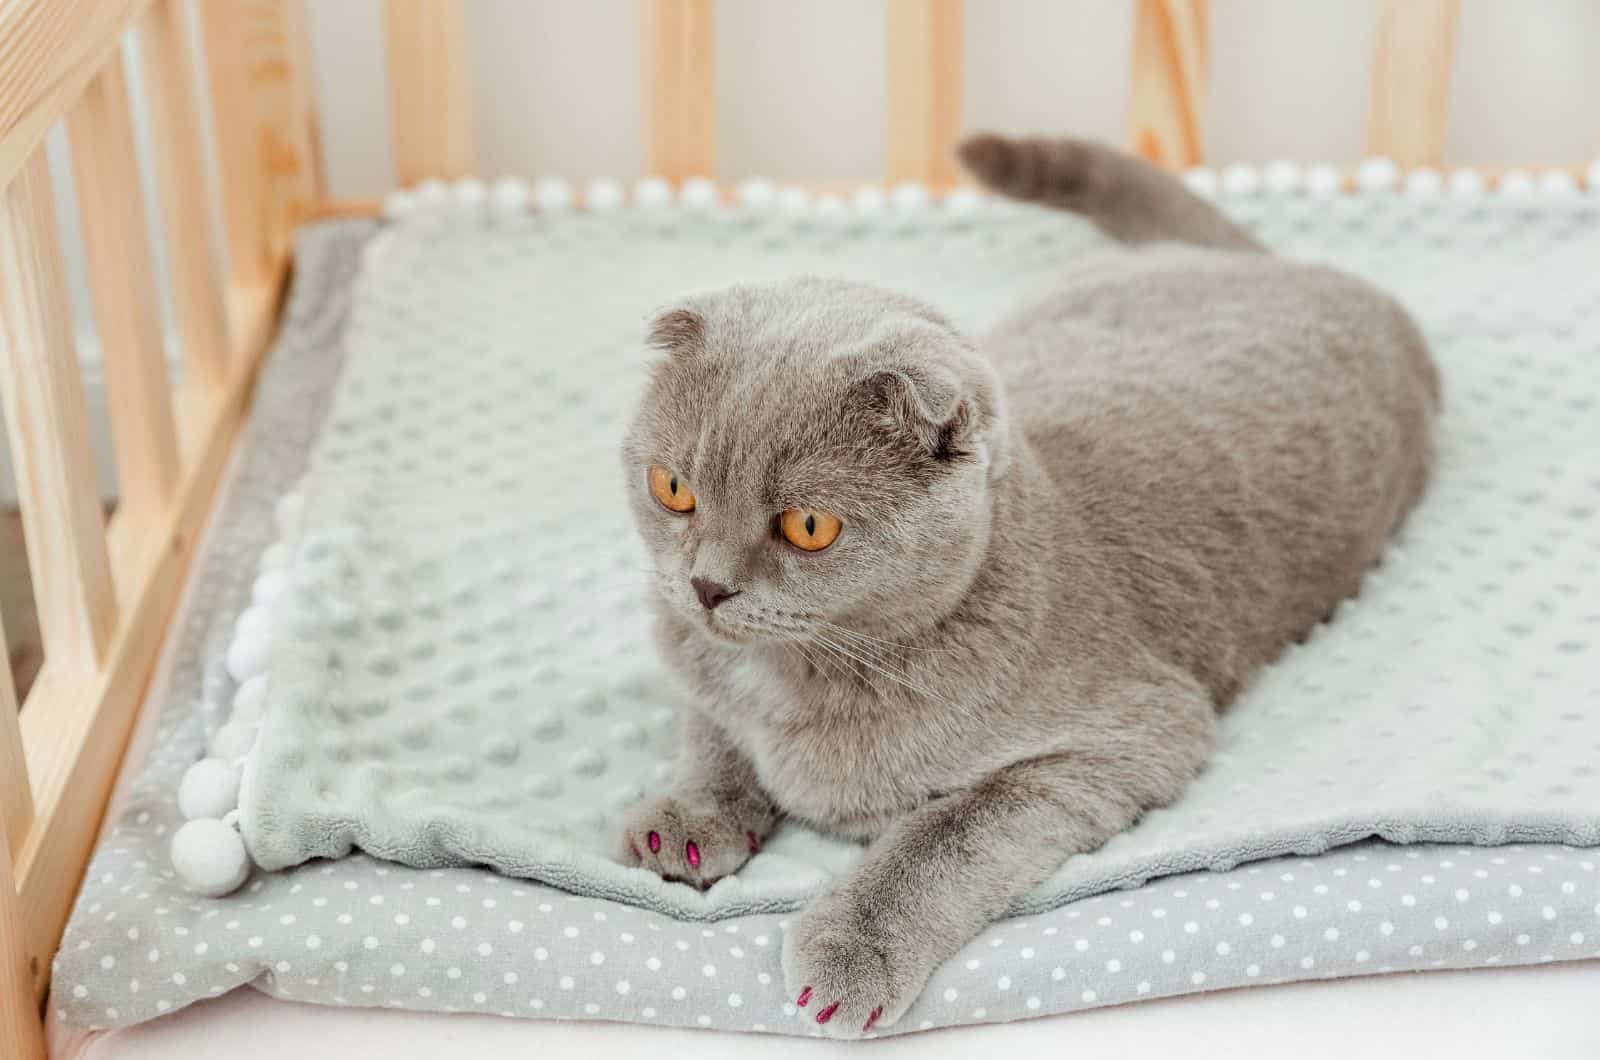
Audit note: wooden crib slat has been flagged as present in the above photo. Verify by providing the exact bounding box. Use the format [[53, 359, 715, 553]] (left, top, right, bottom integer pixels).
[[1, 814, 46, 1060], [1127, 0, 1209, 169], [643, 0, 717, 182], [138, 0, 231, 390], [0, 151, 117, 675], [67, 54, 180, 529], [0, 609, 31, 860], [1366, 0, 1460, 167], [384, 0, 477, 185], [200, 0, 322, 293], [886, 0, 962, 188], [0, 0, 158, 192]]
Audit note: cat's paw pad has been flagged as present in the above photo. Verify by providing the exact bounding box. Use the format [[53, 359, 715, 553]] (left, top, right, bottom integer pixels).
[[781, 901, 923, 1039], [618, 795, 761, 889]]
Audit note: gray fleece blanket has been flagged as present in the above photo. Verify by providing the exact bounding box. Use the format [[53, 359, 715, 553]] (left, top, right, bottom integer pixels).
[[225, 189, 1600, 920]]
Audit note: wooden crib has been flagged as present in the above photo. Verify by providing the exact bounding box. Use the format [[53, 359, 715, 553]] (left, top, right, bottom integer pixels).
[[0, 1, 1590, 1055]]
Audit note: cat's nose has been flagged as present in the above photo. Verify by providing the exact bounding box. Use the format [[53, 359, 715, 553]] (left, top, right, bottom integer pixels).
[[691, 577, 739, 611]]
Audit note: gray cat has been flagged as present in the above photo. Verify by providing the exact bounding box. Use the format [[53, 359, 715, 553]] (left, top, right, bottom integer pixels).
[[618, 135, 1439, 1037]]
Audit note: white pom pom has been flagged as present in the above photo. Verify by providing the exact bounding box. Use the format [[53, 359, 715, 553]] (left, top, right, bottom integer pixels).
[[225, 622, 270, 683], [273, 491, 305, 539], [452, 178, 487, 211], [1220, 164, 1260, 195], [1497, 170, 1535, 197], [944, 186, 984, 213], [735, 178, 777, 210], [1448, 169, 1485, 197], [534, 176, 575, 212], [210, 721, 257, 762], [1356, 157, 1399, 192], [679, 177, 719, 210], [1404, 168, 1443, 196], [851, 186, 888, 214], [178, 758, 242, 821], [414, 179, 450, 211], [252, 569, 288, 606], [1304, 165, 1342, 197], [232, 674, 268, 721], [235, 605, 273, 643], [777, 186, 811, 212], [1538, 170, 1577, 196], [382, 190, 417, 221], [584, 178, 624, 212], [633, 177, 673, 209], [171, 818, 251, 897], [1262, 161, 1301, 193], [490, 177, 529, 216], [890, 182, 930, 211], [1182, 169, 1217, 198]]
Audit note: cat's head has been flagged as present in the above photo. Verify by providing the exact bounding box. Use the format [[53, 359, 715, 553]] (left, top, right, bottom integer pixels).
[[622, 277, 1011, 643]]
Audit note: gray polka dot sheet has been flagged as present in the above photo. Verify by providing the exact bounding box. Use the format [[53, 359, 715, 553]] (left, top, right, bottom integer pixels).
[[55, 188, 1600, 1034]]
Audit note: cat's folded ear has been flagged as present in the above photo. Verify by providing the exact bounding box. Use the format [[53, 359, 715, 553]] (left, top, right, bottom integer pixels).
[[646, 307, 706, 358], [856, 353, 1009, 475]]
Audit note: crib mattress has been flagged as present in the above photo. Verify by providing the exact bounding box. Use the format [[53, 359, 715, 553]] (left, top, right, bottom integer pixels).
[[52, 190, 1600, 1037]]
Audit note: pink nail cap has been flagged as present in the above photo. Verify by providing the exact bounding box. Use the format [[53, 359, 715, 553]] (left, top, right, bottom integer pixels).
[[647, 831, 660, 853], [685, 840, 700, 868], [816, 1001, 840, 1024]]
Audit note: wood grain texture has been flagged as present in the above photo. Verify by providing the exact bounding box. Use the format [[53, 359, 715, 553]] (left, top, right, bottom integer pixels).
[[1127, 0, 1209, 169], [1366, 0, 1461, 167], [885, 0, 962, 188], [200, 0, 321, 288], [0, 0, 156, 190], [17, 273, 287, 1006], [138, 0, 231, 390], [0, 151, 117, 676], [0, 603, 30, 861], [1, 814, 46, 1060], [384, 0, 476, 184], [67, 54, 180, 531], [643, 0, 717, 182]]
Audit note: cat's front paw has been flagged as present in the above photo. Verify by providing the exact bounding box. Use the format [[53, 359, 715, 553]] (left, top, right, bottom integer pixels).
[[618, 794, 764, 890], [781, 895, 930, 1039]]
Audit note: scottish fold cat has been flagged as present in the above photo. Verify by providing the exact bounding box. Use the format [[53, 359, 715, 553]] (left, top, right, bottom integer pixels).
[[618, 135, 1439, 1036]]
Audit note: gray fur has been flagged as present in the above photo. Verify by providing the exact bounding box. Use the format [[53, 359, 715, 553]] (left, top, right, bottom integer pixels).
[[618, 136, 1439, 1037]]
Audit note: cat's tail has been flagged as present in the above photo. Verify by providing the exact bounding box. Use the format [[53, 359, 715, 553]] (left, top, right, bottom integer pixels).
[[957, 134, 1264, 252]]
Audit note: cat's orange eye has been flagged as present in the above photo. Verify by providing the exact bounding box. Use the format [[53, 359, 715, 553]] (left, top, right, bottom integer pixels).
[[646, 467, 697, 512], [780, 509, 843, 552], [648, 466, 696, 513]]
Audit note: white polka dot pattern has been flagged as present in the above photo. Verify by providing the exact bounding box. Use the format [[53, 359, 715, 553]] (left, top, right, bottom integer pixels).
[[53, 186, 1600, 1034]]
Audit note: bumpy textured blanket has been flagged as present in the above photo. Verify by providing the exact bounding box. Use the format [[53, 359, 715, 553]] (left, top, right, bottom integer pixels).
[[51, 184, 1600, 1035], [233, 187, 1600, 918]]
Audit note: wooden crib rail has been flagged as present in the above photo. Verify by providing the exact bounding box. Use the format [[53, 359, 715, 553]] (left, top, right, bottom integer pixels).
[[0, 0, 320, 1042]]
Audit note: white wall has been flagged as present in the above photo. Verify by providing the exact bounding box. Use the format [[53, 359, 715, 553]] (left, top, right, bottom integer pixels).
[[306, 0, 1600, 199]]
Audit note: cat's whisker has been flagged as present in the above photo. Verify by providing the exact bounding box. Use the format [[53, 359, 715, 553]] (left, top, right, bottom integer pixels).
[[804, 635, 864, 683], [813, 619, 956, 656], [793, 640, 849, 681], [812, 631, 947, 702]]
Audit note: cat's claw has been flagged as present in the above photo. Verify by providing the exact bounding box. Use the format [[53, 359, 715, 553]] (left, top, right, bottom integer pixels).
[[618, 794, 765, 889], [782, 896, 924, 1039]]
